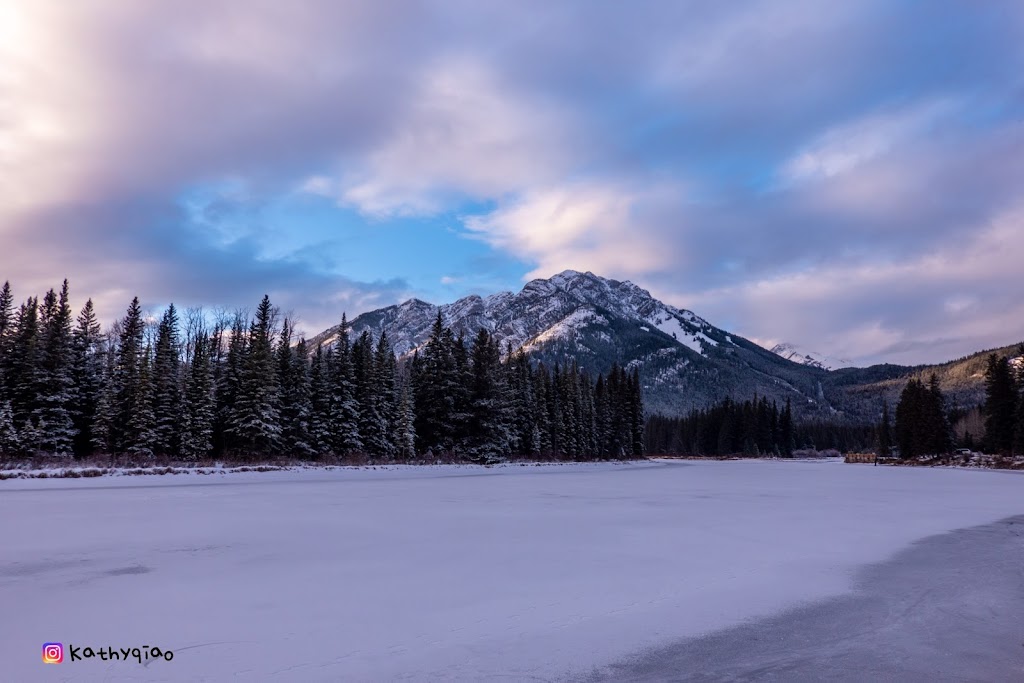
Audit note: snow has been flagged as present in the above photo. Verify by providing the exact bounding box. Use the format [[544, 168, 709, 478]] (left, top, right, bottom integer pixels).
[[523, 307, 606, 349], [648, 312, 714, 354], [3, 460, 1023, 681]]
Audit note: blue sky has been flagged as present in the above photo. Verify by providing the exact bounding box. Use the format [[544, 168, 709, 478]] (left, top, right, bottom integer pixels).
[[1, 0, 1023, 365]]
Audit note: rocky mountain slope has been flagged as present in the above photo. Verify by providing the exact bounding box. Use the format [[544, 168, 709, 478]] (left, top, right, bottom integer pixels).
[[310, 270, 1022, 421]]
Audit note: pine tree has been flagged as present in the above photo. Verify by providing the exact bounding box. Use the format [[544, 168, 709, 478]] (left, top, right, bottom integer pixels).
[[124, 345, 157, 458], [114, 297, 146, 453], [309, 344, 333, 456], [0, 281, 13, 400], [982, 354, 1016, 455], [90, 338, 117, 455], [925, 374, 952, 455], [231, 295, 282, 456], [467, 329, 513, 460], [180, 332, 215, 461], [394, 379, 417, 461], [0, 400, 21, 455], [7, 298, 40, 434], [629, 368, 644, 457], [353, 330, 388, 457], [71, 299, 104, 457], [413, 312, 457, 453], [877, 400, 893, 457], [329, 314, 362, 455], [151, 304, 183, 457], [216, 313, 248, 455], [276, 322, 314, 458], [32, 282, 77, 454], [1012, 344, 1024, 455], [372, 331, 398, 459], [780, 398, 795, 457]]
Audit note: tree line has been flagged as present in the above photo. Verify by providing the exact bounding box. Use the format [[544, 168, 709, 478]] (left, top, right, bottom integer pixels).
[[645, 396, 876, 457], [878, 347, 1024, 458], [0, 281, 644, 462]]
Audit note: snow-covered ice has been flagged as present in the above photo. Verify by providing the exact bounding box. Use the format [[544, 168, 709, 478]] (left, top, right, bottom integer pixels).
[[3, 460, 1023, 681]]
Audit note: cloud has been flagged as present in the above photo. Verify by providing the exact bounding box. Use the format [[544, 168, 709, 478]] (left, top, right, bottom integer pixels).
[[780, 98, 961, 184], [463, 180, 689, 280], [1, 0, 1023, 364]]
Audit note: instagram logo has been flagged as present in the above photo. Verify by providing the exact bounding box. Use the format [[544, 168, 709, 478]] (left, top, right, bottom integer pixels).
[[42, 642, 63, 664]]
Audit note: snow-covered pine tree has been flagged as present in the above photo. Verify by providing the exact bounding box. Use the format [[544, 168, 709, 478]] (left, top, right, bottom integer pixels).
[[275, 321, 314, 458], [393, 378, 416, 461], [71, 299, 104, 457], [373, 330, 398, 460], [32, 282, 77, 454], [231, 295, 282, 457], [180, 331, 215, 461], [151, 304, 183, 458], [0, 281, 13, 400], [124, 344, 158, 458], [467, 329, 513, 460], [8, 297, 40, 430], [531, 364, 552, 456], [309, 343, 333, 456], [90, 336, 117, 455], [629, 368, 644, 457], [216, 313, 248, 454], [353, 330, 387, 457], [0, 400, 21, 456], [329, 314, 362, 456], [113, 297, 146, 453]]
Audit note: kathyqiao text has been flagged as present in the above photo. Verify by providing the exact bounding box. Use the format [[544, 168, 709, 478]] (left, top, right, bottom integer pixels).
[[43, 642, 174, 664]]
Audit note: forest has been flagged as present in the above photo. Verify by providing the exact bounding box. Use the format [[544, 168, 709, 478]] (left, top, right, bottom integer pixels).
[[0, 281, 644, 463]]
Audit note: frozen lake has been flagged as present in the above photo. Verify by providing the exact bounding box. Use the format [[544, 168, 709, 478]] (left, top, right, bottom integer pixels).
[[3, 459, 1023, 681]]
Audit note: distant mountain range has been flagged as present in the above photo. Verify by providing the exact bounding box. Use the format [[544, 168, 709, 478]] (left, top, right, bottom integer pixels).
[[311, 270, 1022, 421]]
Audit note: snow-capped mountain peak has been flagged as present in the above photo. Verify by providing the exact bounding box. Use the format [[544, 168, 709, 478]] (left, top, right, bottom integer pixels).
[[309, 270, 833, 415], [769, 343, 852, 371]]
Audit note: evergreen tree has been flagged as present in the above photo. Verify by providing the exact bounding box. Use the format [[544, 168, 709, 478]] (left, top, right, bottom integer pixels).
[[982, 354, 1016, 455], [925, 374, 952, 455], [32, 282, 77, 454], [780, 398, 795, 457], [877, 400, 893, 457], [90, 338, 117, 455], [394, 379, 417, 461], [353, 330, 388, 457], [124, 345, 157, 458], [0, 281, 13, 399], [372, 331, 398, 459], [329, 314, 362, 455], [0, 400, 21, 455], [7, 298, 40, 431], [309, 344, 333, 456], [1014, 345, 1024, 455], [151, 304, 183, 457], [71, 299, 104, 457], [414, 312, 457, 453], [113, 297, 146, 453], [216, 313, 248, 454], [180, 332, 215, 461], [276, 323, 314, 458], [231, 295, 282, 456], [467, 329, 513, 460]]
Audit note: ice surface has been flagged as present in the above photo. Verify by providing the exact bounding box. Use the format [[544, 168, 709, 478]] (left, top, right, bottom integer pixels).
[[3, 460, 1023, 681]]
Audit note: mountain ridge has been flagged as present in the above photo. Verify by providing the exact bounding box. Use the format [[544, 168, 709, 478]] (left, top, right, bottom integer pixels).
[[310, 270, 1021, 421]]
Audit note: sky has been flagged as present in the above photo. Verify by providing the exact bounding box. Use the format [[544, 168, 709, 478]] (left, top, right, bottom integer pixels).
[[1, 1, 1022, 366]]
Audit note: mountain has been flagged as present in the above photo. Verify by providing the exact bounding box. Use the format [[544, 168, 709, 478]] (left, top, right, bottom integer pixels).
[[310, 270, 1022, 421], [311, 270, 830, 416], [769, 343, 852, 371]]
